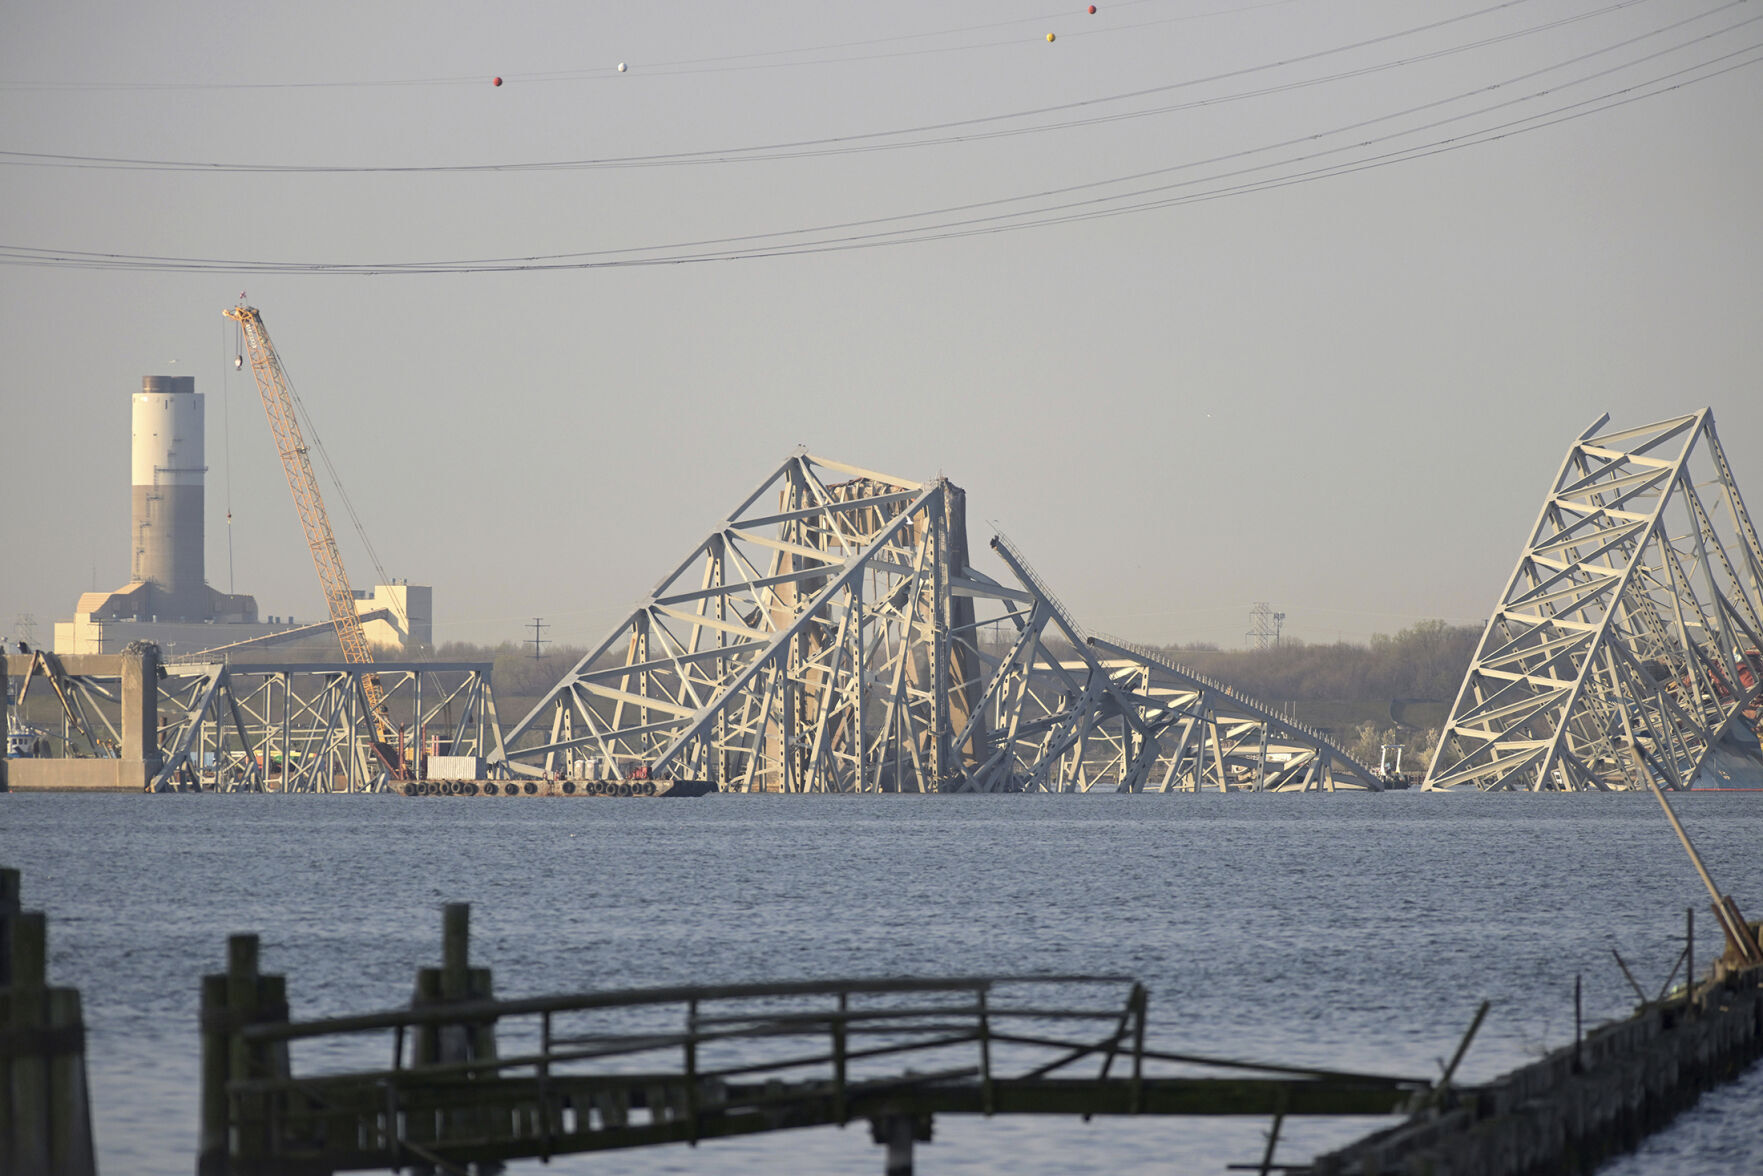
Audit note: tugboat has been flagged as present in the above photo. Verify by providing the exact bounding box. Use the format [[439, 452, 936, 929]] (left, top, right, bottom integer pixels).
[[1376, 742, 1415, 790], [6, 710, 44, 758]]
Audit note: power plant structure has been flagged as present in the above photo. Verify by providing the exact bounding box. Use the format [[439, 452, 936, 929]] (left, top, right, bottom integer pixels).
[[52, 374, 430, 660], [129, 376, 220, 623]]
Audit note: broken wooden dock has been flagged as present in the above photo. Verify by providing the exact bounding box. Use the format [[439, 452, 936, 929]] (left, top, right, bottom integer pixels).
[[1310, 938, 1763, 1176], [197, 904, 1431, 1175]]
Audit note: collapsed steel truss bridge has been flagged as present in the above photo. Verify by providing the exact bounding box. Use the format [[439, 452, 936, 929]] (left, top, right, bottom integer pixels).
[[49, 414, 1762, 797], [8, 654, 505, 793], [152, 661, 507, 793], [1425, 410, 1763, 791], [497, 453, 1376, 793]]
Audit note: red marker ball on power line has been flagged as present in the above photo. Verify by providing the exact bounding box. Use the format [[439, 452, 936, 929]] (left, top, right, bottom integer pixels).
[[492, 76, 503, 87], [1088, 5, 1097, 13]]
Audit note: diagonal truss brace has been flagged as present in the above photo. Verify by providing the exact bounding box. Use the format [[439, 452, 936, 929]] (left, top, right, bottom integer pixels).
[[496, 454, 1380, 794], [1425, 410, 1763, 791]]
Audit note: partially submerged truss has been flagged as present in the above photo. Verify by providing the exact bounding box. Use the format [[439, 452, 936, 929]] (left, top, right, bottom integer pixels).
[[5, 651, 124, 759], [946, 537, 1375, 792], [153, 661, 505, 793], [5, 654, 504, 793], [499, 454, 982, 791], [1424, 411, 1763, 791], [499, 453, 1378, 792]]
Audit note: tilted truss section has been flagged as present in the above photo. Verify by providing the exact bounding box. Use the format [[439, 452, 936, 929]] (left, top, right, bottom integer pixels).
[[946, 537, 1378, 792], [6, 651, 123, 759], [499, 454, 1378, 793], [1424, 410, 1763, 791], [498, 455, 984, 791], [154, 662, 505, 793]]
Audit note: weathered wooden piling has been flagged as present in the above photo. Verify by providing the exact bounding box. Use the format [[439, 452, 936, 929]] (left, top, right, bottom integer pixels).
[[871, 1113, 930, 1176], [1, 866, 16, 983], [197, 934, 290, 1176], [408, 903, 500, 1170], [1, 866, 98, 1176]]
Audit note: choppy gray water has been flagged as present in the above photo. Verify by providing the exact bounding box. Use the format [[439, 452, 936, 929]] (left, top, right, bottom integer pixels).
[[3, 790, 1761, 1175]]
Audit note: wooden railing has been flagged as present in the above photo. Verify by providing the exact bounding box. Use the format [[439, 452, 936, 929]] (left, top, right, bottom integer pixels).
[[200, 904, 1428, 1175]]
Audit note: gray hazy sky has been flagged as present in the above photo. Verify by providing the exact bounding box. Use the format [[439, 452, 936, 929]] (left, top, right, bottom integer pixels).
[[3, 1, 1760, 651]]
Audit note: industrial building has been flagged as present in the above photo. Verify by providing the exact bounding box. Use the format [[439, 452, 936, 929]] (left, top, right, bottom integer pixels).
[[52, 375, 430, 659]]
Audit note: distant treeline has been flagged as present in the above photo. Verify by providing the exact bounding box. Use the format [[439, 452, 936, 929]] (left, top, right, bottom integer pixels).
[[1153, 619, 1481, 706], [1149, 620, 1482, 770], [433, 642, 591, 705], [437, 619, 1482, 712], [432, 622, 1480, 772]]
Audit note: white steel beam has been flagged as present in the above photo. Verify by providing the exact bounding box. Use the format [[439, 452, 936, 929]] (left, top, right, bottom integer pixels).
[[1426, 410, 1763, 791]]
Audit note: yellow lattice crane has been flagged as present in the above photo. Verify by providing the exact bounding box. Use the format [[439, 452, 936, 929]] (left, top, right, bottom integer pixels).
[[225, 303, 401, 767]]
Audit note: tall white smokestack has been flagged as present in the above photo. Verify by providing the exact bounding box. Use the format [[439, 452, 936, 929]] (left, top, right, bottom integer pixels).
[[131, 375, 207, 621]]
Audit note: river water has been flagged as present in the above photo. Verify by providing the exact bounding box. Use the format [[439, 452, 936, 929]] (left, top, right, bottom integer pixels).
[[3, 790, 1761, 1175]]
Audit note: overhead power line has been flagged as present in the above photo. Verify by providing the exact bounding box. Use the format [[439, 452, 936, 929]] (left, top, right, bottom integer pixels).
[[3, 21, 1755, 277], [0, 0, 1309, 92], [1, 0, 1654, 174]]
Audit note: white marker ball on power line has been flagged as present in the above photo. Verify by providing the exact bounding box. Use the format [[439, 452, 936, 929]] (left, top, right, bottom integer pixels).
[[617, 62, 627, 73]]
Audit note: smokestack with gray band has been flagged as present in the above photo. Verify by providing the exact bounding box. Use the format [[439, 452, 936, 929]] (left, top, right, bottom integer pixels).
[[131, 375, 208, 621]]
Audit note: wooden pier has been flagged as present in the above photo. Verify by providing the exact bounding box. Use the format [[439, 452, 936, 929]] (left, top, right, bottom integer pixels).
[[198, 904, 1429, 1175], [1312, 926, 1763, 1176], [13, 864, 1763, 1175]]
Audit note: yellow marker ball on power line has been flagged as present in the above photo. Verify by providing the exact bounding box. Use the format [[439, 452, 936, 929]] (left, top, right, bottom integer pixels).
[[1046, 32, 1056, 42]]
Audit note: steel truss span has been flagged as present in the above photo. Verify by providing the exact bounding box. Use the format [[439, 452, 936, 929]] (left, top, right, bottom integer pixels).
[[1425, 410, 1763, 792], [497, 453, 1377, 793], [946, 537, 1375, 793], [153, 662, 505, 793]]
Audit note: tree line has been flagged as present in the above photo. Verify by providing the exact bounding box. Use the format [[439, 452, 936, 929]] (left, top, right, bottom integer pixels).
[[438, 618, 1481, 718], [1152, 620, 1482, 772], [1155, 619, 1480, 705]]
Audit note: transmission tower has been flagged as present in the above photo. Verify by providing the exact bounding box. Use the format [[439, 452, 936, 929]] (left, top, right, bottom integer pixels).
[[528, 617, 549, 660], [1247, 602, 1286, 650]]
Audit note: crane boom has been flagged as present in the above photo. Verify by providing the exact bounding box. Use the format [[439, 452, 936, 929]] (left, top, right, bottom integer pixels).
[[225, 304, 397, 752]]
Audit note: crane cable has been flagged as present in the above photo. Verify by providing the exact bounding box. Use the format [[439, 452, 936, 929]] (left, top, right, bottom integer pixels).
[[221, 317, 237, 595], [264, 332, 411, 639]]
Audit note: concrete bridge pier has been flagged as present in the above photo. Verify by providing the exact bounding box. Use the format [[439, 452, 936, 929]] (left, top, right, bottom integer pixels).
[[120, 642, 162, 782], [4, 644, 160, 791]]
